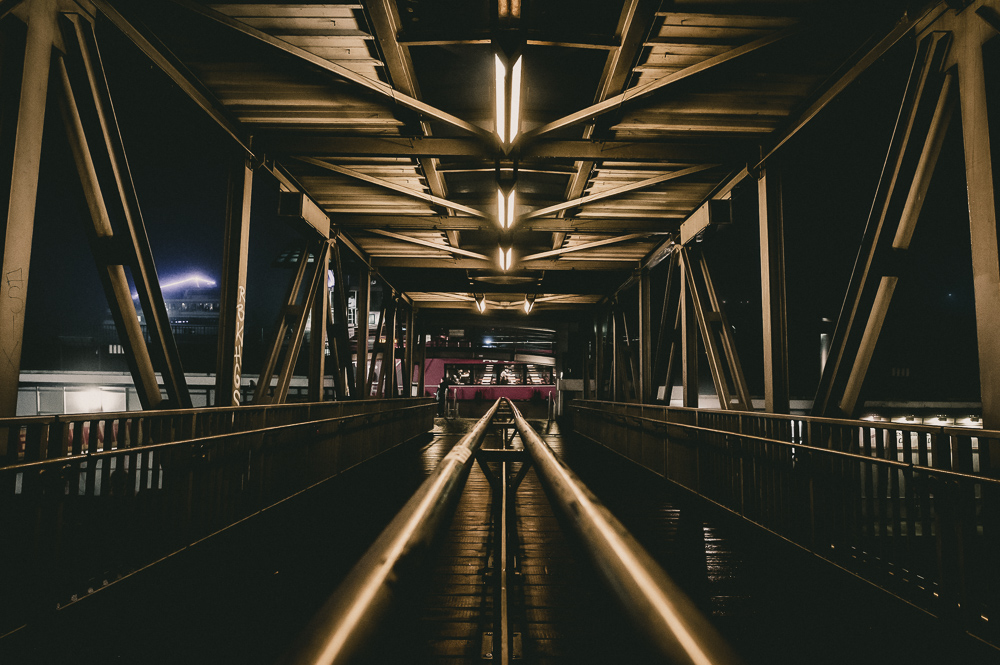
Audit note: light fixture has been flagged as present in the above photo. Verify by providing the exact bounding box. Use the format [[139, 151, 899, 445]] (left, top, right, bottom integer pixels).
[[474, 293, 487, 313], [499, 246, 513, 272], [494, 54, 523, 146], [509, 56, 522, 142], [495, 55, 507, 144], [523, 294, 535, 314], [497, 186, 516, 229]]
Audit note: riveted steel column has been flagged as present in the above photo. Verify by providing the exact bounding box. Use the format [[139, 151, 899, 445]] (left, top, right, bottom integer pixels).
[[355, 266, 370, 398], [638, 268, 652, 403], [680, 257, 698, 408], [56, 54, 162, 409], [958, 17, 1000, 430], [404, 304, 415, 398], [308, 247, 329, 402], [758, 158, 790, 413], [384, 296, 397, 398], [0, 0, 55, 417], [215, 156, 252, 406]]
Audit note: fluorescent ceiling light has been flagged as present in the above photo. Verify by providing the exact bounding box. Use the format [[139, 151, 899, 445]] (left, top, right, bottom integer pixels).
[[499, 246, 513, 271], [509, 56, 522, 142], [497, 188, 506, 228], [495, 55, 506, 143]]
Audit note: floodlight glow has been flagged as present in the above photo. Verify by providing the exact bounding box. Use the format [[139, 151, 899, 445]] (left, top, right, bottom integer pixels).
[[523, 294, 534, 314], [497, 188, 506, 228], [132, 273, 216, 300], [474, 294, 487, 313], [506, 189, 516, 229], [509, 56, 522, 141], [495, 55, 507, 143]]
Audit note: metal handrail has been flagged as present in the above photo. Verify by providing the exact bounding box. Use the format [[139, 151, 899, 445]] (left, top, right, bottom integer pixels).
[[0, 402, 432, 473], [282, 398, 504, 665], [571, 403, 1000, 485], [508, 399, 743, 665]]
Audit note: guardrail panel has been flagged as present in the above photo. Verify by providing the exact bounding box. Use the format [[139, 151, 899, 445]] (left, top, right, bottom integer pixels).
[[568, 399, 1000, 646], [0, 398, 434, 637]]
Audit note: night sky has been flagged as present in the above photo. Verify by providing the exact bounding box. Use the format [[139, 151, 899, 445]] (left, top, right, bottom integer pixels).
[[4, 17, 986, 404]]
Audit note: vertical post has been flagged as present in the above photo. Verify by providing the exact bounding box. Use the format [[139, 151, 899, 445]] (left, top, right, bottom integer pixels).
[[758, 158, 790, 413], [308, 248, 329, 402], [958, 20, 1000, 430], [365, 298, 386, 398], [417, 316, 426, 397], [582, 319, 592, 399], [356, 266, 370, 398], [404, 304, 415, 398], [594, 316, 605, 400], [681, 258, 698, 407], [331, 239, 356, 398], [0, 0, 56, 417], [385, 296, 397, 398], [610, 306, 619, 401], [638, 268, 652, 403], [215, 156, 253, 406]]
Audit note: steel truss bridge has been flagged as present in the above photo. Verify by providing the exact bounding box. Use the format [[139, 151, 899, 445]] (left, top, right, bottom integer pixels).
[[2, 0, 1000, 663]]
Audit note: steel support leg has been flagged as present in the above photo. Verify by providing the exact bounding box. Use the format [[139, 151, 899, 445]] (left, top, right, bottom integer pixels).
[[63, 14, 191, 407], [813, 33, 952, 418], [215, 156, 252, 406], [957, 18, 1000, 430], [309, 246, 329, 402], [404, 304, 415, 398], [385, 297, 397, 397], [331, 239, 356, 398], [55, 54, 163, 409], [680, 255, 698, 408], [652, 251, 679, 403], [355, 265, 370, 398], [0, 0, 55, 417], [638, 268, 652, 403], [758, 157, 790, 413]]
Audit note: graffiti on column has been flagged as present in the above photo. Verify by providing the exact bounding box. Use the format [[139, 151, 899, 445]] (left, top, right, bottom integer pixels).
[[232, 285, 246, 404], [2, 268, 25, 366]]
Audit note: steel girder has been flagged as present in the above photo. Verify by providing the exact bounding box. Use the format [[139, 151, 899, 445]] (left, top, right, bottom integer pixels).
[[813, 32, 954, 419]]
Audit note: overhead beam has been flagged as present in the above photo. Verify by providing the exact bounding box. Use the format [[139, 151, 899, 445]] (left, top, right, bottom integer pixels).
[[295, 157, 487, 218], [525, 164, 718, 220], [372, 257, 639, 270], [367, 228, 491, 260], [560, 0, 660, 257], [170, 0, 495, 142], [261, 134, 742, 162], [92, 0, 252, 155], [641, 167, 749, 272], [754, 4, 945, 171], [517, 25, 799, 143], [364, 0, 450, 216], [332, 214, 678, 233], [521, 233, 650, 262]]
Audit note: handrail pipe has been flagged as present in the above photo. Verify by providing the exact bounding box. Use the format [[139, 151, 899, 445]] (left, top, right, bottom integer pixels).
[[282, 398, 503, 665], [508, 399, 743, 665]]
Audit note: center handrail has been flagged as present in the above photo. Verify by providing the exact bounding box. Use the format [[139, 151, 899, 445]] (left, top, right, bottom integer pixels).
[[507, 399, 743, 665], [281, 398, 503, 665]]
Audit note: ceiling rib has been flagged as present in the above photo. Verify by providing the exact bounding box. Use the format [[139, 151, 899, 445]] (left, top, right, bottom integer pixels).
[[517, 23, 800, 143], [525, 164, 718, 220], [171, 0, 495, 141], [522, 233, 651, 262], [367, 229, 491, 260], [295, 157, 488, 218]]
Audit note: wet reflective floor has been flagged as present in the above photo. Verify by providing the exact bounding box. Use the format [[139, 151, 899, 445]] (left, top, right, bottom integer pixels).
[[3, 417, 997, 664]]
